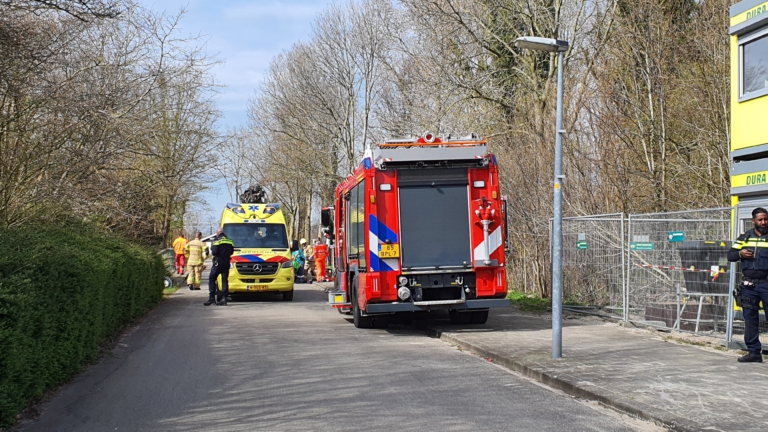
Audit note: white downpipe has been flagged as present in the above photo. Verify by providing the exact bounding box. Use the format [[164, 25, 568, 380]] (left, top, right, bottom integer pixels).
[[482, 220, 492, 266]]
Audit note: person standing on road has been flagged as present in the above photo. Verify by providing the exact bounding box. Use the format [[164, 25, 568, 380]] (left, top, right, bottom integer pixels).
[[728, 207, 768, 363], [185, 232, 208, 290], [303, 238, 316, 283], [314, 237, 329, 282], [291, 239, 306, 283], [205, 228, 235, 306], [172, 233, 188, 275]]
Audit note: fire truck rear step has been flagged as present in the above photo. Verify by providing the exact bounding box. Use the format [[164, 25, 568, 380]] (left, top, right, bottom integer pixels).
[[413, 299, 465, 306], [365, 298, 511, 313]]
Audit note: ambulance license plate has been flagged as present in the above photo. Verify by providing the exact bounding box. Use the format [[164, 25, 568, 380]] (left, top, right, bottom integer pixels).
[[246, 285, 269, 291], [378, 244, 400, 258]]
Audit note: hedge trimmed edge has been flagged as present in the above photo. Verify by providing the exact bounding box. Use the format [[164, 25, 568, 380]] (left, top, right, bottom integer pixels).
[[0, 226, 165, 428]]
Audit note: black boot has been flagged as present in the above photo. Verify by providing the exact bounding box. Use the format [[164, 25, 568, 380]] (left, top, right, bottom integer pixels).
[[217, 298, 227, 306], [738, 353, 763, 363], [204, 297, 216, 306]]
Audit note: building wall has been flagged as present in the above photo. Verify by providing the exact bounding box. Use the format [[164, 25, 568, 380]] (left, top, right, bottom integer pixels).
[[730, 0, 768, 199]]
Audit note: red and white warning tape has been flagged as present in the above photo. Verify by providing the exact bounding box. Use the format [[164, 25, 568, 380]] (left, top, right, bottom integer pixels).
[[634, 263, 725, 273]]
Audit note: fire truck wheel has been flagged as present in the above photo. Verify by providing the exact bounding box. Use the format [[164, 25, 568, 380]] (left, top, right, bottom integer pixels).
[[449, 310, 472, 325], [470, 310, 489, 324], [282, 289, 294, 301], [352, 286, 373, 328]]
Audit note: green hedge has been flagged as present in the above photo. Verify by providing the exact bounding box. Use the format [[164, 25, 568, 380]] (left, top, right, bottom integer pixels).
[[0, 226, 165, 427]]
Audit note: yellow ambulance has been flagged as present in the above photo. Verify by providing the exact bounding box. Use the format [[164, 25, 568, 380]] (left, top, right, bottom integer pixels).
[[218, 202, 295, 300]]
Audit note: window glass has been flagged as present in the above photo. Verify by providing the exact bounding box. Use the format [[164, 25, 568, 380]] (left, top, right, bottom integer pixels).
[[744, 34, 768, 95], [223, 223, 288, 248], [357, 180, 367, 268], [348, 186, 359, 258], [345, 180, 367, 269]]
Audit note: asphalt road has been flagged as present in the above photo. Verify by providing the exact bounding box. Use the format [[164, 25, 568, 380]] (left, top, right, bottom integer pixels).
[[19, 283, 655, 432]]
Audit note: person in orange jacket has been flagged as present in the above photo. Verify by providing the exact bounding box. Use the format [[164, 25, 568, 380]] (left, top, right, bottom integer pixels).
[[314, 237, 329, 282], [172, 233, 188, 275]]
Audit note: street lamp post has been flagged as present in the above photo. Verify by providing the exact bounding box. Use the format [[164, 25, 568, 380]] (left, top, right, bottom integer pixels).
[[514, 36, 569, 359]]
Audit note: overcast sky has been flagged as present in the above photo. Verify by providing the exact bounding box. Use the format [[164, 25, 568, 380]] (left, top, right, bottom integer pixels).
[[138, 0, 333, 226]]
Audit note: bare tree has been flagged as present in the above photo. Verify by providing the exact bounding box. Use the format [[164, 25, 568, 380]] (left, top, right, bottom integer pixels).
[[0, 3, 221, 245]]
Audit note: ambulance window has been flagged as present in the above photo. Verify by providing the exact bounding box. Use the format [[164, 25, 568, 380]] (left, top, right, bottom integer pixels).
[[741, 30, 768, 99]]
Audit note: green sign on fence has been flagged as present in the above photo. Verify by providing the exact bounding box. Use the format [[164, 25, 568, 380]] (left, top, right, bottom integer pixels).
[[630, 242, 655, 251], [576, 241, 588, 250], [668, 231, 684, 242]]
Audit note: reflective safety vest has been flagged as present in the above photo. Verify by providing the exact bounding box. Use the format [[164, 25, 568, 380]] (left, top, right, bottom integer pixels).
[[185, 239, 206, 266], [172, 237, 188, 255], [315, 243, 329, 259], [732, 228, 768, 272], [211, 235, 235, 265], [303, 245, 315, 261]]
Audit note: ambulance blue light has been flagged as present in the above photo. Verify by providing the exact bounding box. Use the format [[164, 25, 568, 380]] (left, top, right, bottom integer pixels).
[[263, 203, 280, 215], [226, 203, 245, 214]]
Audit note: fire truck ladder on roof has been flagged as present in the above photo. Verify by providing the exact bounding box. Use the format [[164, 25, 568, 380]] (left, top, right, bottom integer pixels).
[[371, 133, 487, 169]]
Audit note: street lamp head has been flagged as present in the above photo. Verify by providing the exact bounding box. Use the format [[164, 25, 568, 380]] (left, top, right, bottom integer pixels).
[[514, 36, 569, 53]]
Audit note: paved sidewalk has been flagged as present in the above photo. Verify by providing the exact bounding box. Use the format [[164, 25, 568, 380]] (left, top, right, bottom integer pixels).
[[425, 311, 768, 431]]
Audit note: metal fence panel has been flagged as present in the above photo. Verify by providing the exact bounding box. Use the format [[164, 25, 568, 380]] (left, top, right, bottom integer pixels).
[[551, 207, 754, 339], [560, 214, 625, 319], [626, 208, 732, 335]]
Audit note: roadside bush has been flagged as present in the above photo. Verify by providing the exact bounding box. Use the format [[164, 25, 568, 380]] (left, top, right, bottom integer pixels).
[[0, 225, 165, 428]]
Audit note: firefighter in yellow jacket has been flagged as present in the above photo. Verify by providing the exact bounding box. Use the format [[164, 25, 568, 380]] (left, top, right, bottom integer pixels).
[[184, 232, 208, 290]]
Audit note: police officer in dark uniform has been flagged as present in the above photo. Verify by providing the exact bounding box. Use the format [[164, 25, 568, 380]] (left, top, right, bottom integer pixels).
[[205, 228, 235, 306], [728, 207, 768, 363]]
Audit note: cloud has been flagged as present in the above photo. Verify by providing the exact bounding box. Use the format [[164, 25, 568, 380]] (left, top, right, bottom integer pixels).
[[222, 1, 324, 20]]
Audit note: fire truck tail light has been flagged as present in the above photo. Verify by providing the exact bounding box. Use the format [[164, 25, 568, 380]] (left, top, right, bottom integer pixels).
[[473, 181, 485, 188], [397, 287, 411, 300], [379, 183, 392, 191]]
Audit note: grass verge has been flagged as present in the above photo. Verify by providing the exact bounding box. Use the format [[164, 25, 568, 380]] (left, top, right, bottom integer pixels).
[[507, 290, 550, 313]]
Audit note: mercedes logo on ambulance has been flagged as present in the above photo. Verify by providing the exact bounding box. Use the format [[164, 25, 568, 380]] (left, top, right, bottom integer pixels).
[[252, 264, 262, 273]]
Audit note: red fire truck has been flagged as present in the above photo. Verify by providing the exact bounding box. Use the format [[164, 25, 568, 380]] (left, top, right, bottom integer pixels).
[[324, 133, 510, 328]]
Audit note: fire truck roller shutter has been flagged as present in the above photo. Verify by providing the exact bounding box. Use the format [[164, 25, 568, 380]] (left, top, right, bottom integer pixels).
[[398, 168, 471, 269]]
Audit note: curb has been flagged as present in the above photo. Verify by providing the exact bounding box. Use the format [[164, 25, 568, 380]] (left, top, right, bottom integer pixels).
[[425, 325, 702, 432]]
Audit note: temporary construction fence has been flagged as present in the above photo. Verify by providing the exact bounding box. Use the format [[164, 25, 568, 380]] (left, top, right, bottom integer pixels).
[[555, 207, 750, 345], [557, 214, 625, 319], [626, 208, 732, 334]]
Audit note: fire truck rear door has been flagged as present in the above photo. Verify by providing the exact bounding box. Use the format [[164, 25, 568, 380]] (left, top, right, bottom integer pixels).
[[397, 168, 471, 269]]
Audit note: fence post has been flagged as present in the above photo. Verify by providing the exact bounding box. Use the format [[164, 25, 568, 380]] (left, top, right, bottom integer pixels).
[[726, 205, 738, 343], [620, 213, 627, 322], [624, 214, 632, 322], [676, 283, 681, 331]]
